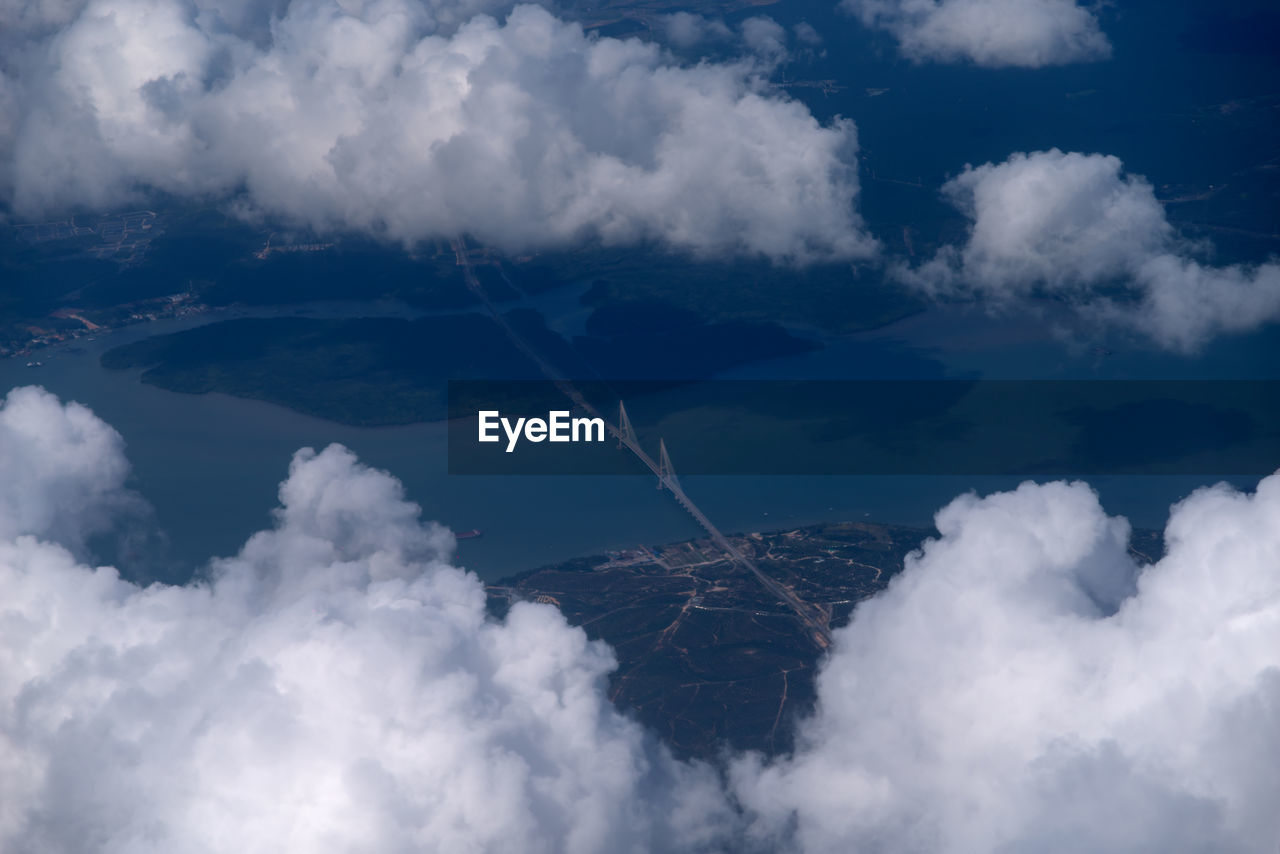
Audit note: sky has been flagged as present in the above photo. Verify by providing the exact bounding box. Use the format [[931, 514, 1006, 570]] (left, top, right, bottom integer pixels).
[[2, 0, 1279, 851]]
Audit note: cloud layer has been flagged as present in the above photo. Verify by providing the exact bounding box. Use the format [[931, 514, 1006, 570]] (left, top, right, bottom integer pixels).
[[0, 387, 732, 853], [0, 0, 875, 262], [2, 387, 1277, 852], [839, 0, 1111, 66], [900, 149, 1280, 350], [842, 0, 1111, 67], [735, 476, 1280, 852]]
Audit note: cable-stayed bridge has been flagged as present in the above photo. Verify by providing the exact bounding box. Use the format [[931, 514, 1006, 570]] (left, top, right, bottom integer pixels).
[[614, 404, 833, 648], [452, 238, 833, 648]]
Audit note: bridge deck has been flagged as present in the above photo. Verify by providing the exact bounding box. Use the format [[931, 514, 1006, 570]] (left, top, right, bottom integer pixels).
[[452, 238, 832, 648]]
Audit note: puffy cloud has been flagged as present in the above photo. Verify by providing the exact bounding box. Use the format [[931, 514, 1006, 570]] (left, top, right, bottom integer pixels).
[[842, 0, 1110, 67], [660, 12, 734, 49], [1124, 255, 1280, 354], [900, 149, 1280, 350], [740, 17, 788, 62], [0, 389, 733, 853], [5, 388, 1277, 853], [0, 0, 876, 262], [733, 475, 1280, 852], [923, 150, 1171, 292], [0, 386, 137, 551], [793, 22, 823, 47], [659, 15, 793, 67]]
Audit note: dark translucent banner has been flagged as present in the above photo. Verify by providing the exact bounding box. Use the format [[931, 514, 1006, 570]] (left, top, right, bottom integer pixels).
[[447, 380, 1280, 476]]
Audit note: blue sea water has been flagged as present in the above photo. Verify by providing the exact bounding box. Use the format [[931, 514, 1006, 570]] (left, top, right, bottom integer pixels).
[[3, 294, 1274, 583]]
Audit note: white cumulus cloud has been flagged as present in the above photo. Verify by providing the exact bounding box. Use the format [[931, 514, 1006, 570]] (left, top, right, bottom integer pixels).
[[842, 0, 1111, 67], [0, 389, 734, 853], [733, 475, 1280, 853], [0, 0, 876, 263], [3, 387, 1278, 852], [740, 16, 788, 63], [0, 386, 139, 551], [660, 12, 734, 49], [899, 149, 1280, 350]]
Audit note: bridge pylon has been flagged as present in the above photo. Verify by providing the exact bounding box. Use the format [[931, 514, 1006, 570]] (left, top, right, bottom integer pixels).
[[617, 401, 635, 449], [657, 438, 678, 490]]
